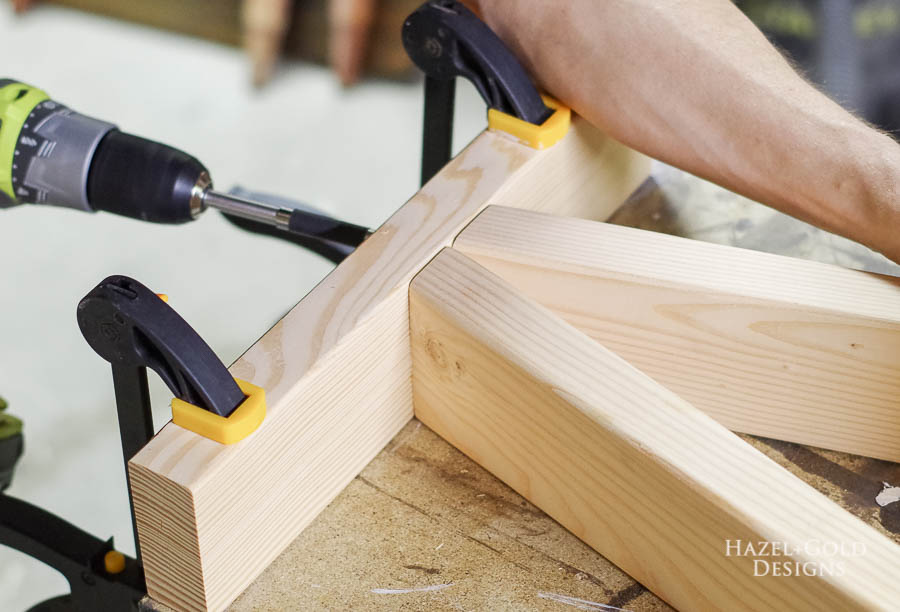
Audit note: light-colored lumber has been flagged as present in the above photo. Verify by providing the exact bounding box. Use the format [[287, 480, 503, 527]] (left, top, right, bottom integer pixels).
[[129, 119, 649, 611], [455, 205, 900, 462], [410, 247, 900, 612], [488, 118, 652, 221]]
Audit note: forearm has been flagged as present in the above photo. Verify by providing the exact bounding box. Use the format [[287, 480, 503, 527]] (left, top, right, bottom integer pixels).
[[477, 0, 900, 260]]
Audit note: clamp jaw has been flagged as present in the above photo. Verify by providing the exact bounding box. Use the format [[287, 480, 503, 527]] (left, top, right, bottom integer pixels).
[[403, 0, 571, 184], [77, 275, 267, 451], [77, 276, 246, 419], [402, 0, 552, 125], [0, 276, 268, 611], [77, 276, 265, 565]]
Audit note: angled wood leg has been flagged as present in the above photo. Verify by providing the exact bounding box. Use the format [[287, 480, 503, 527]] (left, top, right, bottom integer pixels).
[[410, 247, 900, 611], [455, 205, 900, 462]]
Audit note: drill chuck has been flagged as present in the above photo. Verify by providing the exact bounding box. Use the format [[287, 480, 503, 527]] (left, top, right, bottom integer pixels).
[[1, 79, 209, 224], [87, 131, 208, 224], [0, 78, 371, 249]]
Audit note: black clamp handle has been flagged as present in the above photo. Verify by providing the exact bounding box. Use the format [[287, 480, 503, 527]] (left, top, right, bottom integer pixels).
[[0, 494, 146, 612], [402, 0, 553, 183], [1, 403, 145, 610], [0, 276, 251, 612], [76, 275, 246, 564], [77, 276, 245, 420]]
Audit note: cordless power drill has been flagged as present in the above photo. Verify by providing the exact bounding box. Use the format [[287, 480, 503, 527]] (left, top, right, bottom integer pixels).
[[0, 79, 369, 245]]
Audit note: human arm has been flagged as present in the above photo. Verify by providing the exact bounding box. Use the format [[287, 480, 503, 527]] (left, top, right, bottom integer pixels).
[[469, 0, 900, 262]]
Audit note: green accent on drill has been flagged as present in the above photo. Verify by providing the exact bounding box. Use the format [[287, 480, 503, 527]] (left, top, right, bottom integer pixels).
[[0, 397, 22, 440], [0, 81, 49, 202]]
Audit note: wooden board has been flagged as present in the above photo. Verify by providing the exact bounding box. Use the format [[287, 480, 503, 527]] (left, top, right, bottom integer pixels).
[[143, 161, 900, 612], [410, 247, 900, 611], [128, 120, 650, 611], [454, 205, 900, 462]]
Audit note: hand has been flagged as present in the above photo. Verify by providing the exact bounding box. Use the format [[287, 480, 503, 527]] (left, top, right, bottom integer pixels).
[[245, 0, 377, 87], [11, 0, 37, 13], [328, 0, 377, 86]]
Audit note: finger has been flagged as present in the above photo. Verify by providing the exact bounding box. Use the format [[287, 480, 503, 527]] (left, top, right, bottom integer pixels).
[[12, 0, 38, 13], [329, 0, 376, 86], [242, 0, 292, 87]]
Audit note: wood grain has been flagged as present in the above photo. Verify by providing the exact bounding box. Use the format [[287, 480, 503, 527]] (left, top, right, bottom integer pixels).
[[454, 206, 900, 462], [410, 247, 900, 611], [129, 119, 649, 611], [489, 120, 651, 221]]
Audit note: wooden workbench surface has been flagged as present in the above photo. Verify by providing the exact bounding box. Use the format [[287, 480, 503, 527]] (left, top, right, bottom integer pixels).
[[149, 166, 900, 611], [225, 422, 900, 611]]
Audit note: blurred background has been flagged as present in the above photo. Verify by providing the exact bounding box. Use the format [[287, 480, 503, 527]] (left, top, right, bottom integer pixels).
[[12, 0, 897, 131], [0, 0, 898, 610], [738, 0, 900, 135]]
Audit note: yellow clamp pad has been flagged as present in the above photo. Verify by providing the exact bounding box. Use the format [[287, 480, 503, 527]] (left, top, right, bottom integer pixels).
[[487, 96, 570, 149], [172, 378, 266, 445]]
